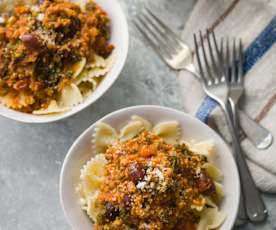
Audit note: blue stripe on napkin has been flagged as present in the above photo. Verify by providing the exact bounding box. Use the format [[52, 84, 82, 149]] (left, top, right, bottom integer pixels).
[[195, 17, 276, 123]]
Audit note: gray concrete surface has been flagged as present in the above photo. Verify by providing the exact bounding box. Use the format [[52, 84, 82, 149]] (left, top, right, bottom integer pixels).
[[0, 0, 275, 229]]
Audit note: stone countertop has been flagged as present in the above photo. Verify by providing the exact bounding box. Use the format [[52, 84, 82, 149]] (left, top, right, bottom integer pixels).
[[0, 0, 275, 229]]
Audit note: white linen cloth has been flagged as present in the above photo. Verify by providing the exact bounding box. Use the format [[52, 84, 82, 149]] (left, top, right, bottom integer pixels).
[[178, 0, 276, 192]]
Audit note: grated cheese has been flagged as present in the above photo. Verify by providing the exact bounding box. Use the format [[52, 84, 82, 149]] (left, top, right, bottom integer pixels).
[[155, 168, 164, 181], [136, 181, 147, 190]]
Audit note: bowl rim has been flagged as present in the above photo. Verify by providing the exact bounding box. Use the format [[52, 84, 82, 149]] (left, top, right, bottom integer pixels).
[[0, 0, 129, 124], [60, 105, 240, 230]]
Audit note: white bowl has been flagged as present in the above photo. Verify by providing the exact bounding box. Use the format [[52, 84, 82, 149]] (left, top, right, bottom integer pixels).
[[60, 105, 240, 230], [0, 0, 129, 123]]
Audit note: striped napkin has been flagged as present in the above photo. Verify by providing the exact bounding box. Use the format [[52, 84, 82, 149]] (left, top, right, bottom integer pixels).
[[178, 0, 276, 193]]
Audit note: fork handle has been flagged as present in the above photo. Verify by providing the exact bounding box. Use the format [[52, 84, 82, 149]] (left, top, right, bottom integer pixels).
[[238, 109, 273, 150], [227, 102, 248, 224], [235, 197, 248, 226], [223, 103, 268, 223], [187, 68, 272, 150]]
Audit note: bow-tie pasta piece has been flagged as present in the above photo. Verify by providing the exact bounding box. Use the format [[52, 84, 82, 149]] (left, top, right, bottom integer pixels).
[[76, 68, 108, 84], [152, 121, 180, 144], [190, 140, 216, 162], [93, 122, 118, 154], [59, 83, 83, 108], [78, 77, 103, 98], [78, 154, 107, 197], [214, 182, 224, 201], [32, 84, 82, 115], [203, 182, 224, 208], [75, 54, 114, 85], [76, 154, 107, 221], [76, 154, 107, 218], [32, 100, 70, 115], [119, 120, 144, 142], [205, 196, 218, 209], [131, 115, 152, 130], [86, 191, 104, 222], [71, 57, 87, 79], [197, 208, 226, 230], [88, 77, 103, 91], [88, 55, 112, 68], [202, 163, 223, 182]]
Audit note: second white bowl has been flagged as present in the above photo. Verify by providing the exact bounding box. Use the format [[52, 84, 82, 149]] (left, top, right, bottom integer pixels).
[[60, 105, 240, 230], [0, 0, 129, 123]]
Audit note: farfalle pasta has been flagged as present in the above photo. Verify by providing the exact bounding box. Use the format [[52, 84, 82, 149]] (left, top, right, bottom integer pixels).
[[152, 121, 180, 144], [131, 115, 152, 130], [93, 123, 118, 154], [119, 120, 145, 142], [77, 115, 226, 230], [0, 0, 114, 114]]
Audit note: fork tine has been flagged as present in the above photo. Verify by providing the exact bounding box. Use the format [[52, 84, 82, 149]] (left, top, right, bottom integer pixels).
[[221, 38, 230, 83], [193, 33, 207, 85], [134, 16, 172, 58], [220, 38, 226, 76], [145, 7, 184, 49], [220, 38, 224, 58], [133, 19, 171, 60], [231, 38, 237, 83], [200, 31, 213, 83], [227, 38, 234, 83], [136, 15, 170, 52], [226, 37, 230, 68], [141, 11, 178, 54], [206, 30, 219, 82], [237, 39, 244, 83], [220, 38, 228, 83], [211, 31, 225, 81]]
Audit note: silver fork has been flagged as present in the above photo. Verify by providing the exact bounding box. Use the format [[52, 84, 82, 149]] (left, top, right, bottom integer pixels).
[[133, 8, 273, 150], [226, 39, 273, 150], [194, 30, 268, 223], [223, 39, 248, 225]]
